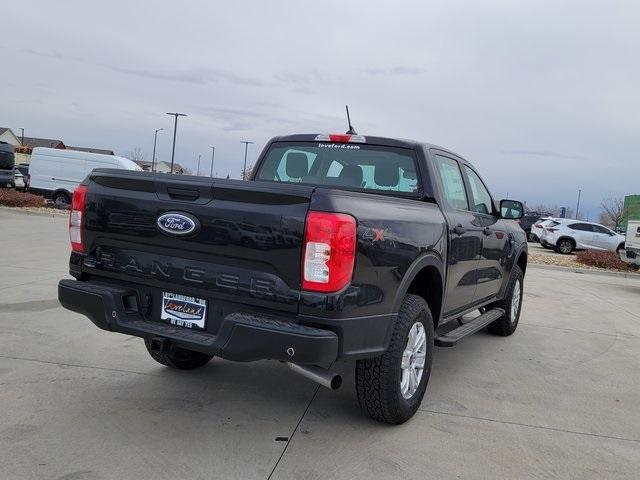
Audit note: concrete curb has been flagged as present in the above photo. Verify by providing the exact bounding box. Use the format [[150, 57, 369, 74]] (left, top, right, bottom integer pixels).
[[0, 206, 68, 218], [528, 262, 640, 279]]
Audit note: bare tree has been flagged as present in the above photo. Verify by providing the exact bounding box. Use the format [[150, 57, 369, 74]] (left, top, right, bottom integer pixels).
[[126, 147, 145, 162], [600, 196, 624, 227], [241, 164, 253, 181]]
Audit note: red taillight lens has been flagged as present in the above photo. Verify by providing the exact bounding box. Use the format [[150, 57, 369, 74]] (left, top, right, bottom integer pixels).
[[69, 185, 88, 252], [302, 211, 356, 292], [314, 134, 366, 143]]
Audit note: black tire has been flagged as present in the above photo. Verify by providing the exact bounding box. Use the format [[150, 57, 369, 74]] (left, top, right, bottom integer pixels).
[[617, 243, 625, 254], [53, 191, 71, 206], [355, 294, 434, 424], [556, 238, 574, 254], [486, 265, 524, 336], [144, 339, 214, 370]]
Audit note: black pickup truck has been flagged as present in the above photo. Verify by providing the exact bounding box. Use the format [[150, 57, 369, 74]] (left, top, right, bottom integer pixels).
[[58, 133, 527, 424]]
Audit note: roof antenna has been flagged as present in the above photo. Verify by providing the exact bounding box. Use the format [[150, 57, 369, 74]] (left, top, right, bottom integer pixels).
[[345, 105, 357, 134]]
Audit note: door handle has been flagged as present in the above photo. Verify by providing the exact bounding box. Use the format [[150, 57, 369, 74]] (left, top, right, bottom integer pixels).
[[483, 227, 492, 236], [453, 225, 466, 235]]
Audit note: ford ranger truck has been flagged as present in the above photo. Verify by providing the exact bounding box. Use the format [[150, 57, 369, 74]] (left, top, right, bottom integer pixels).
[[58, 133, 528, 424]]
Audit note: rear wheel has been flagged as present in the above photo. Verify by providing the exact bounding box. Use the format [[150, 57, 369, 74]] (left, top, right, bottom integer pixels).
[[487, 265, 524, 336], [53, 191, 71, 207], [556, 238, 574, 254], [355, 294, 434, 424], [144, 339, 214, 370]]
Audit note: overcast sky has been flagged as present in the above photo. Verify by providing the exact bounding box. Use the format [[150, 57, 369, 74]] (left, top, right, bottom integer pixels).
[[2, 1, 638, 219]]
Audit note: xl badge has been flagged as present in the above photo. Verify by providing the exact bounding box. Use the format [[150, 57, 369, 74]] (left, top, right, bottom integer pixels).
[[157, 212, 200, 236]]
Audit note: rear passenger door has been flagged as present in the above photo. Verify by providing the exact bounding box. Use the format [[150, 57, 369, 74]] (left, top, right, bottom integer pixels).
[[568, 223, 595, 248], [432, 153, 482, 314], [462, 164, 509, 302]]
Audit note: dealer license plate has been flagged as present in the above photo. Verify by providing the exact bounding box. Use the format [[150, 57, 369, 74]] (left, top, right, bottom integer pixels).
[[160, 292, 207, 330]]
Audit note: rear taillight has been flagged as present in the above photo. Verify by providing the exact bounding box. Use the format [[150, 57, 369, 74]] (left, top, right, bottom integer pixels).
[[545, 227, 558, 232], [302, 211, 356, 292], [69, 185, 88, 252], [533, 223, 541, 228]]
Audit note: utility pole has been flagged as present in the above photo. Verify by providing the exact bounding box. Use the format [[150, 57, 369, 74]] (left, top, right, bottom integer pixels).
[[166, 112, 187, 173], [196, 154, 201, 176], [575, 189, 582, 220], [151, 128, 163, 172], [240, 141, 254, 180], [19, 128, 24, 145], [210, 146, 215, 177]]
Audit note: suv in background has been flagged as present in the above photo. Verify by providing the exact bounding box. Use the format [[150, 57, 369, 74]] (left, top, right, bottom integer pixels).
[[0, 142, 15, 188], [530, 217, 556, 243], [519, 212, 551, 241], [540, 219, 626, 254]]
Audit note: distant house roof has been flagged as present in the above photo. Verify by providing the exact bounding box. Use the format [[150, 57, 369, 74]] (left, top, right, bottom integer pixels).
[[67, 146, 115, 155], [0, 127, 21, 145], [133, 160, 153, 169], [157, 161, 185, 173], [21, 136, 66, 149]]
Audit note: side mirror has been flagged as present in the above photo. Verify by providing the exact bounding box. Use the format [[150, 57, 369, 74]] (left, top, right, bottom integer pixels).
[[500, 199, 524, 220]]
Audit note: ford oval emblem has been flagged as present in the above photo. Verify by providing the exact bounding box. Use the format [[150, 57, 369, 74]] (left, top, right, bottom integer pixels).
[[157, 212, 200, 236]]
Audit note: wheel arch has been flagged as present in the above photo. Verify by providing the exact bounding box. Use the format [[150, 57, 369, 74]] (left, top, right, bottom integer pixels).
[[393, 254, 444, 329], [516, 250, 528, 277], [556, 236, 576, 247], [52, 188, 72, 201]]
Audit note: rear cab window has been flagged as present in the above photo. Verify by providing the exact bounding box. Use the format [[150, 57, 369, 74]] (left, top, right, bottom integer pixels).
[[254, 141, 420, 196]]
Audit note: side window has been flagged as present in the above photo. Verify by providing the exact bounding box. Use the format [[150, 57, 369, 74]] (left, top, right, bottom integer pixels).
[[593, 225, 611, 235], [434, 155, 468, 210], [569, 223, 591, 231], [463, 166, 493, 215]]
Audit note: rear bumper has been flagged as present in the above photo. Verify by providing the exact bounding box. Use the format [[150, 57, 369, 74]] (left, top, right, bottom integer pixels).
[[620, 248, 640, 266], [58, 279, 340, 364], [58, 280, 395, 364]]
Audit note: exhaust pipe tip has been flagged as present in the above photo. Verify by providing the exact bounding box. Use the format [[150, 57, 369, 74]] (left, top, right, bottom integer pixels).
[[287, 362, 342, 390]]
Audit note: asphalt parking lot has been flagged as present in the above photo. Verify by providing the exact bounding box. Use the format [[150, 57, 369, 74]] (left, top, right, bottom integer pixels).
[[1, 208, 639, 480]]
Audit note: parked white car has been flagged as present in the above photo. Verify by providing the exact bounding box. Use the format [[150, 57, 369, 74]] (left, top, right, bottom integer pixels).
[[13, 168, 25, 190], [619, 220, 640, 266], [29, 147, 142, 205], [540, 219, 626, 254], [530, 217, 556, 243]]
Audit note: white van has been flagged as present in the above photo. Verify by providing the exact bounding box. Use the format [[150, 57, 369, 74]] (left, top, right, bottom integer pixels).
[[29, 147, 142, 205], [620, 220, 640, 266]]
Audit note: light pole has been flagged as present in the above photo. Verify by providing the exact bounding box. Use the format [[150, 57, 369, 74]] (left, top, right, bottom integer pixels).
[[240, 141, 254, 180], [166, 112, 187, 173], [575, 189, 582, 220], [210, 146, 215, 177], [151, 128, 163, 172], [196, 154, 201, 176]]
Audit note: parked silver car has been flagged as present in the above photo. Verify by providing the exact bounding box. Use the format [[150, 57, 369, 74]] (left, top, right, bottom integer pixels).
[[540, 219, 626, 254]]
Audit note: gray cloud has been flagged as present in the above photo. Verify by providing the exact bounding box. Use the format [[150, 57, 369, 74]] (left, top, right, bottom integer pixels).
[[365, 66, 426, 76], [503, 150, 591, 161]]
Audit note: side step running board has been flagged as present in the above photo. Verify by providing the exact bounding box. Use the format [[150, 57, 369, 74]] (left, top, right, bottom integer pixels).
[[435, 308, 505, 347]]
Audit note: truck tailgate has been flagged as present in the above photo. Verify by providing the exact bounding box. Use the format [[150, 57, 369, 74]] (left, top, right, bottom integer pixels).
[[80, 170, 314, 313]]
